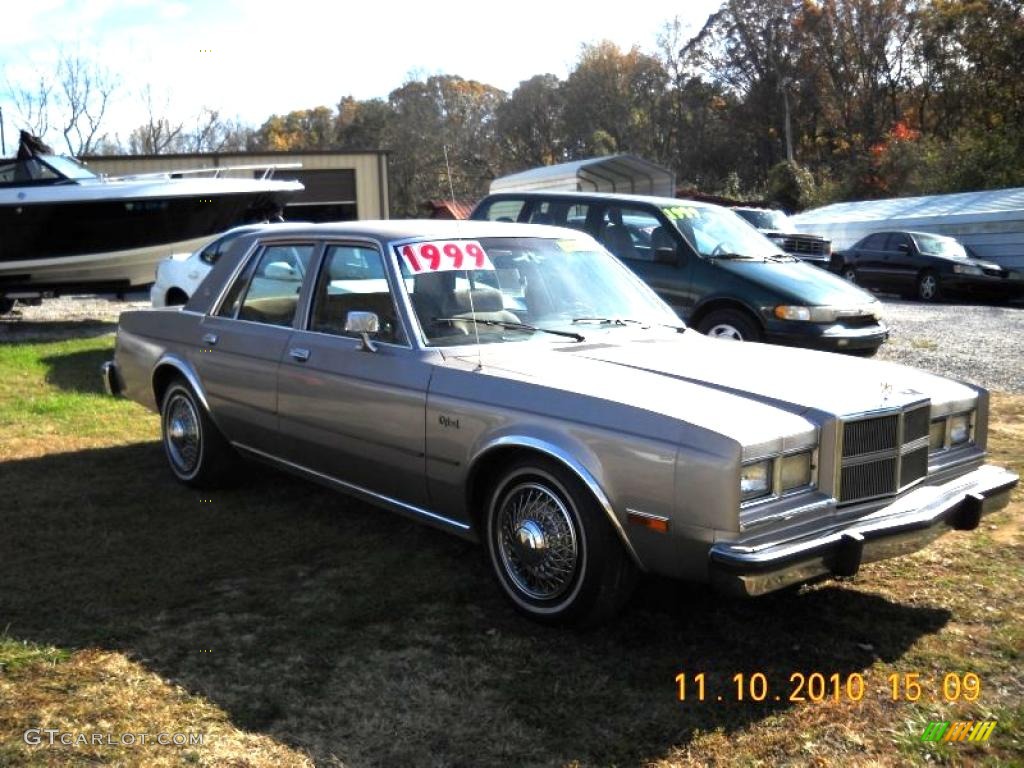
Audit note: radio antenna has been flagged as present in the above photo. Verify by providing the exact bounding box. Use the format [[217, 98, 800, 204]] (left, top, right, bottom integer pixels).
[[443, 143, 483, 371]]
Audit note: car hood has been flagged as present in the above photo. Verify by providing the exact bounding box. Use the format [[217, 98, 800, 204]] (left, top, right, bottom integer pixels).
[[712, 257, 874, 306], [441, 332, 977, 452]]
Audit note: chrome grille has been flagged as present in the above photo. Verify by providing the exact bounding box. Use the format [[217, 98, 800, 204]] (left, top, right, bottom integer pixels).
[[841, 459, 897, 501], [843, 415, 898, 457], [901, 446, 929, 486], [837, 401, 931, 505]]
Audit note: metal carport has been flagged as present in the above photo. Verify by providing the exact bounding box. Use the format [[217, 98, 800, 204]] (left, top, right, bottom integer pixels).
[[490, 155, 675, 197]]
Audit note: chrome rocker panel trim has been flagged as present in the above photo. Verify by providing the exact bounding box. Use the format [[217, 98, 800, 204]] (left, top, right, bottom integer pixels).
[[710, 464, 1019, 597]]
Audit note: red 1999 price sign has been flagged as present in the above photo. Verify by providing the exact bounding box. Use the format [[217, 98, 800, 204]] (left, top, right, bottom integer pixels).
[[400, 240, 494, 273]]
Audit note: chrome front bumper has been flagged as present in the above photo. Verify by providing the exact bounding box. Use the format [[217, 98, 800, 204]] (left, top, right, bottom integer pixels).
[[100, 361, 122, 396], [710, 464, 1018, 597]]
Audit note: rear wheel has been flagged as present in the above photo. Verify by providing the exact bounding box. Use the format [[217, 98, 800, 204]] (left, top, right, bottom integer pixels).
[[697, 309, 762, 342], [842, 266, 858, 284], [485, 458, 637, 626], [917, 270, 940, 302], [165, 288, 189, 306], [160, 379, 238, 487]]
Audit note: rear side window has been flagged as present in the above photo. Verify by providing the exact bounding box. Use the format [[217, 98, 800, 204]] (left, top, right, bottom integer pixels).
[[225, 244, 316, 326], [478, 199, 525, 222]]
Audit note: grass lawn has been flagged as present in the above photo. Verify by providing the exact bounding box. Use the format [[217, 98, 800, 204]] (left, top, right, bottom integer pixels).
[[0, 332, 1021, 767]]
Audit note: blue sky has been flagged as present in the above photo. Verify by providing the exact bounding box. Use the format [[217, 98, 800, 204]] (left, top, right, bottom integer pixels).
[[0, 0, 721, 152]]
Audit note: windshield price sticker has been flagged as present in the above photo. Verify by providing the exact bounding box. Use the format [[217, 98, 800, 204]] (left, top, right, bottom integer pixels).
[[663, 205, 699, 220], [400, 240, 494, 273]]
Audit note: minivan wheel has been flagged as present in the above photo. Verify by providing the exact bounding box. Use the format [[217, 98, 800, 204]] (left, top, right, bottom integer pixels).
[[697, 309, 761, 342], [917, 271, 940, 302], [485, 459, 637, 626], [160, 379, 238, 487]]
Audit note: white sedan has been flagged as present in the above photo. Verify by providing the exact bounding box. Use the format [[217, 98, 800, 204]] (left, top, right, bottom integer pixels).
[[150, 225, 267, 307]]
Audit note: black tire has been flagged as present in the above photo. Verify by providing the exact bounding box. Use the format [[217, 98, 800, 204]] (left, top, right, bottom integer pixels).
[[916, 270, 940, 302], [0, 298, 14, 315], [841, 266, 858, 284], [160, 379, 239, 487], [696, 308, 762, 342], [165, 288, 189, 306], [485, 458, 637, 627]]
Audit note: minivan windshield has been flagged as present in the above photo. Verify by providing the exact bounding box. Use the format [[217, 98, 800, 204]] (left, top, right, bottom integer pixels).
[[397, 236, 681, 347], [662, 204, 785, 260]]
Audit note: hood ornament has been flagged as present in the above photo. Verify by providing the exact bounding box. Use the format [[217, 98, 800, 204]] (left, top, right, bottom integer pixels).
[[880, 381, 893, 403]]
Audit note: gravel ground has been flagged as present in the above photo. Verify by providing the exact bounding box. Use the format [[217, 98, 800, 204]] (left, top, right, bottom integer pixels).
[[2, 294, 1022, 392], [873, 299, 1024, 393]]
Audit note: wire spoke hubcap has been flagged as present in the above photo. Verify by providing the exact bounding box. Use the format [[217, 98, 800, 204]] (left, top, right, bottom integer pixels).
[[497, 482, 578, 601], [165, 394, 200, 474]]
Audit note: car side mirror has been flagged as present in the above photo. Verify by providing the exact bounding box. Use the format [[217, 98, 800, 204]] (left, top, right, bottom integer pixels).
[[264, 261, 299, 280], [345, 310, 380, 352], [897, 243, 910, 253], [654, 247, 680, 266]]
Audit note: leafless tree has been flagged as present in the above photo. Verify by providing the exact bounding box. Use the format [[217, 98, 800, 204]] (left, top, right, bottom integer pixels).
[[9, 74, 53, 138], [57, 49, 118, 155], [127, 84, 183, 154]]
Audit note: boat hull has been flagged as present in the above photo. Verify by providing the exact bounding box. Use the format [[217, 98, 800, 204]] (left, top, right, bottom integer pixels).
[[0, 189, 291, 293]]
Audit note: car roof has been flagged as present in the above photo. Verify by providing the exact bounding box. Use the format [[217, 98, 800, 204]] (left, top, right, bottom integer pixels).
[[480, 190, 717, 210], [231, 218, 596, 243]]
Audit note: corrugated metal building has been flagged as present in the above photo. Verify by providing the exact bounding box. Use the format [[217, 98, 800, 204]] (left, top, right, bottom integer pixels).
[[792, 187, 1024, 268], [490, 155, 675, 197], [83, 149, 390, 221]]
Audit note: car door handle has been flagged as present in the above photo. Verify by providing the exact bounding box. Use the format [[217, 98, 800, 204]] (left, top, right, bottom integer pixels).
[[201, 333, 218, 346], [289, 347, 310, 362]]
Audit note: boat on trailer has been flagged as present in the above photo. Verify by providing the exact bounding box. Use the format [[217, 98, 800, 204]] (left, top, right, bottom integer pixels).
[[0, 131, 303, 311]]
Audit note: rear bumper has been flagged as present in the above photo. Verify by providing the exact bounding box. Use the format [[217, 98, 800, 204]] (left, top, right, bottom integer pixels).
[[709, 464, 1018, 597], [101, 361, 122, 396]]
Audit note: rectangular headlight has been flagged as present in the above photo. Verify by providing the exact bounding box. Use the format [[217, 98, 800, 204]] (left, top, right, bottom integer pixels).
[[741, 460, 772, 501], [780, 452, 813, 491], [949, 413, 971, 446], [928, 419, 946, 451]]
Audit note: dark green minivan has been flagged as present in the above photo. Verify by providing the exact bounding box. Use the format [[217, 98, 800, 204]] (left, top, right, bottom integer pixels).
[[471, 191, 888, 354]]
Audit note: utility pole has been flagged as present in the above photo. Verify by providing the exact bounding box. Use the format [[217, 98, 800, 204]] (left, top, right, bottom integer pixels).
[[0, 106, 6, 156], [780, 77, 794, 163]]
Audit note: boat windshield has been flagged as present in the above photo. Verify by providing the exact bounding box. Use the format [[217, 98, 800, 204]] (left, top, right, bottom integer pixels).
[[36, 154, 98, 180], [396, 236, 681, 347], [0, 153, 97, 185]]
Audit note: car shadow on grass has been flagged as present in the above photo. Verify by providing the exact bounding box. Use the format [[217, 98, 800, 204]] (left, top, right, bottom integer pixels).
[[0, 442, 952, 767], [40, 347, 113, 395], [0, 319, 117, 344]]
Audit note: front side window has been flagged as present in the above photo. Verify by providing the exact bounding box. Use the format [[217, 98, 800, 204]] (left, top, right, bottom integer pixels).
[[309, 245, 403, 344], [597, 206, 666, 262], [396, 236, 679, 347], [232, 244, 315, 326]]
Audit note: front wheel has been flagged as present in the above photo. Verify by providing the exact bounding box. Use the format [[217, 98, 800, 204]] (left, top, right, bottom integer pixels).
[[696, 309, 762, 342], [485, 459, 637, 626], [160, 379, 238, 487], [917, 270, 940, 302]]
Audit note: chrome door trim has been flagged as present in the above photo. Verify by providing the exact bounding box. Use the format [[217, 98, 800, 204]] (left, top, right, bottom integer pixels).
[[233, 442, 471, 534]]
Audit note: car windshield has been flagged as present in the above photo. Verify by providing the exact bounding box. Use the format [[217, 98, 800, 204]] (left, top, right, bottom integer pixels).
[[662, 204, 784, 259], [396, 236, 680, 347], [736, 209, 791, 231], [914, 233, 966, 258]]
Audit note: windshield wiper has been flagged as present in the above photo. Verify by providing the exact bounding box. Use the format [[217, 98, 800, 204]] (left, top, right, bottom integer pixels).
[[571, 316, 686, 332], [432, 317, 585, 342]]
